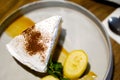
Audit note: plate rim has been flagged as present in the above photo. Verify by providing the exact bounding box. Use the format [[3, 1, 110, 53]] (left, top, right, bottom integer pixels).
[[0, 0, 113, 80]]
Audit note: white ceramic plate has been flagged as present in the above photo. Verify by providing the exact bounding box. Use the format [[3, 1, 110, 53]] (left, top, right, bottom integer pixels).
[[0, 1, 113, 80]]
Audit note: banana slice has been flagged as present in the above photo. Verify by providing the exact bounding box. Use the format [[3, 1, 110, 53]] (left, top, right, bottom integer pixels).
[[6, 16, 62, 73], [41, 75, 59, 80], [63, 50, 88, 79]]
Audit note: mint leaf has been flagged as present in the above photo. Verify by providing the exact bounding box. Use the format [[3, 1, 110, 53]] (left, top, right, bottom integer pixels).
[[47, 57, 70, 80]]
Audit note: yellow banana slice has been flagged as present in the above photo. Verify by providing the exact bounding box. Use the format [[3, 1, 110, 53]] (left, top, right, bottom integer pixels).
[[41, 75, 59, 80], [64, 50, 88, 79]]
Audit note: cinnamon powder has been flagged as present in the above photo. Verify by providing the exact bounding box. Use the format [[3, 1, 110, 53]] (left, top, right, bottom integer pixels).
[[22, 26, 47, 60]]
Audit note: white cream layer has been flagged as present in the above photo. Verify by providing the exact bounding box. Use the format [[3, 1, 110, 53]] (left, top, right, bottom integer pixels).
[[6, 16, 62, 72]]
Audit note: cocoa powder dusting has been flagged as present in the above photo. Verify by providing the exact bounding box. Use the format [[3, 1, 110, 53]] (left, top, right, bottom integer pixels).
[[22, 26, 47, 61]]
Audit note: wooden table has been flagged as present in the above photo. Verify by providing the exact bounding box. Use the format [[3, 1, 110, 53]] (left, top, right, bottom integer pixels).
[[0, 0, 120, 80]]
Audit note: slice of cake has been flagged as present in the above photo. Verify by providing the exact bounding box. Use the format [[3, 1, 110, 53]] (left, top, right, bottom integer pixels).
[[6, 16, 62, 73]]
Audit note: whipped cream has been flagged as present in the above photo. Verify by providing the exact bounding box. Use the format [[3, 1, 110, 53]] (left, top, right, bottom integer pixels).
[[6, 16, 62, 72]]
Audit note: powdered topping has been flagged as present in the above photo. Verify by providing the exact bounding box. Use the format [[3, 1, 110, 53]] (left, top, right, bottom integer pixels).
[[22, 26, 48, 61]]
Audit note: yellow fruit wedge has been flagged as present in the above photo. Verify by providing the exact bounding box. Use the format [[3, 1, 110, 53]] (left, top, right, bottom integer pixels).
[[63, 50, 88, 79], [6, 16, 34, 38], [57, 47, 69, 65], [41, 75, 59, 80]]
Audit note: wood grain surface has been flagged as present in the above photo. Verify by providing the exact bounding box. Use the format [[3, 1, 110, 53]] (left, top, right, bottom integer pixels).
[[0, 0, 120, 80]]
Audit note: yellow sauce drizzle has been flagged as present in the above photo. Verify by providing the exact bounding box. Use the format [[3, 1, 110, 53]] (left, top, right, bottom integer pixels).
[[5, 16, 35, 38]]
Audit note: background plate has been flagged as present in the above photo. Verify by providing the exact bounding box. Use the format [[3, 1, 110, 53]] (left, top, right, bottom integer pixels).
[[0, 1, 112, 80]]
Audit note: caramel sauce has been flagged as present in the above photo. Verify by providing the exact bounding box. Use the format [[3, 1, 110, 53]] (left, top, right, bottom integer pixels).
[[6, 16, 35, 38]]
